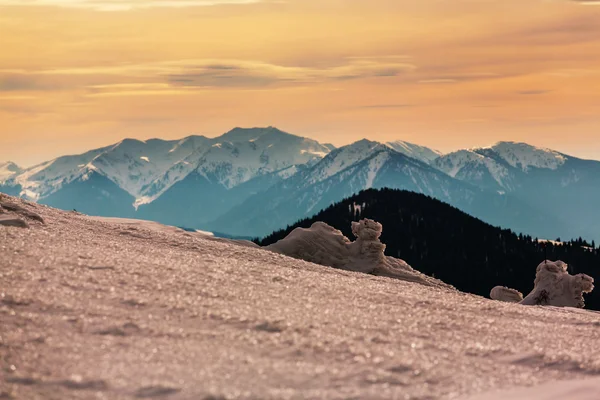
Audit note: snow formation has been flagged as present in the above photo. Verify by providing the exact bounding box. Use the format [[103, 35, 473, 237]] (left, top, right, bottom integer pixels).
[[266, 218, 452, 289], [491, 260, 594, 308]]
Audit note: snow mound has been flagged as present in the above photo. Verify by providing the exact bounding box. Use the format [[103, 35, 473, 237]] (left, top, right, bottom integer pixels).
[[492, 260, 594, 308], [266, 219, 452, 289], [490, 286, 523, 303]]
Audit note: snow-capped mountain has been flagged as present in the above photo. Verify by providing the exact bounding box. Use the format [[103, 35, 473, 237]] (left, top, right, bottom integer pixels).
[[2, 133, 598, 241], [385, 140, 442, 165], [207, 140, 565, 238], [1, 127, 332, 220], [435, 141, 600, 241], [0, 161, 22, 181], [488, 141, 567, 171], [433, 149, 515, 191]]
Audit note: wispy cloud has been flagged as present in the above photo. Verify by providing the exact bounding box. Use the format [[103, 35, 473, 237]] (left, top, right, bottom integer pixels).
[[517, 90, 552, 95], [358, 104, 415, 109], [0, 58, 417, 94], [0, 0, 260, 11]]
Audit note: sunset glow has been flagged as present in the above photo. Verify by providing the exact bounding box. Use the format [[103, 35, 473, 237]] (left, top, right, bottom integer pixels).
[[1, 0, 600, 165]]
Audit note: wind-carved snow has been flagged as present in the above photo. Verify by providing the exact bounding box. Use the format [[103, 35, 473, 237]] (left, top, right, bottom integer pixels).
[[487, 141, 567, 172], [491, 260, 594, 308], [267, 218, 452, 289], [385, 140, 442, 165]]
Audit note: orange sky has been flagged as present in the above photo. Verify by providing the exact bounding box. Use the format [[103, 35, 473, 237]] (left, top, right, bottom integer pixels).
[[1, 0, 600, 166]]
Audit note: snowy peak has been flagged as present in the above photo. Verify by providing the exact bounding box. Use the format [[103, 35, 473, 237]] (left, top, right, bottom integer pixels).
[[304, 139, 389, 185], [0, 161, 22, 181], [435, 150, 488, 177], [6, 127, 333, 205], [195, 128, 331, 189], [434, 150, 512, 190], [385, 140, 442, 165], [483, 141, 567, 172]]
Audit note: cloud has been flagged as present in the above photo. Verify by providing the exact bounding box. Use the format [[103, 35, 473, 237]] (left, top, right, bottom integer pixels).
[[517, 90, 552, 95], [358, 104, 415, 109], [166, 59, 416, 87], [0, 58, 416, 94], [0, 0, 260, 11]]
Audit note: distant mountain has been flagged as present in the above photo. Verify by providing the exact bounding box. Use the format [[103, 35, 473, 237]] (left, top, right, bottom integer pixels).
[[435, 142, 600, 240], [0, 161, 22, 181], [257, 188, 600, 311], [0, 127, 331, 221], [0, 162, 23, 196], [207, 140, 566, 238], [2, 133, 599, 242], [385, 140, 442, 164]]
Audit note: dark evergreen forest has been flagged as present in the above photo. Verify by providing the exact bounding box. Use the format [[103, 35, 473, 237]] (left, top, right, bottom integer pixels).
[[257, 188, 600, 310]]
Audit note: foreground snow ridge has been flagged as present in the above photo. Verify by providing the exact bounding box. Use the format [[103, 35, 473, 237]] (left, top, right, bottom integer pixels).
[[491, 260, 595, 308], [267, 219, 452, 289]]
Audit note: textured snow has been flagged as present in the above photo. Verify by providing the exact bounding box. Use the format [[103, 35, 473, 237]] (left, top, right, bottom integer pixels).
[[266, 219, 451, 289], [464, 377, 600, 400], [2, 195, 600, 400], [385, 140, 442, 165]]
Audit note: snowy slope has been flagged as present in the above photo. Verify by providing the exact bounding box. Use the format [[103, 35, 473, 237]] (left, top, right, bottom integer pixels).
[[385, 140, 442, 164], [2, 196, 600, 400]]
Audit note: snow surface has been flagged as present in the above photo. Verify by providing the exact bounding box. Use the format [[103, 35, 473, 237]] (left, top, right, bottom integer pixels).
[[464, 377, 600, 400], [2, 195, 600, 400]]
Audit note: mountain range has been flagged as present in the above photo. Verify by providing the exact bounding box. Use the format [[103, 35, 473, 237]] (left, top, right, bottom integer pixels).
[[1, 127, 599, 241]]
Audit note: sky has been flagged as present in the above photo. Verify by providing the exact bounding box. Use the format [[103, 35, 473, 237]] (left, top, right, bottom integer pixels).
[[1, 0, 600, 167]]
